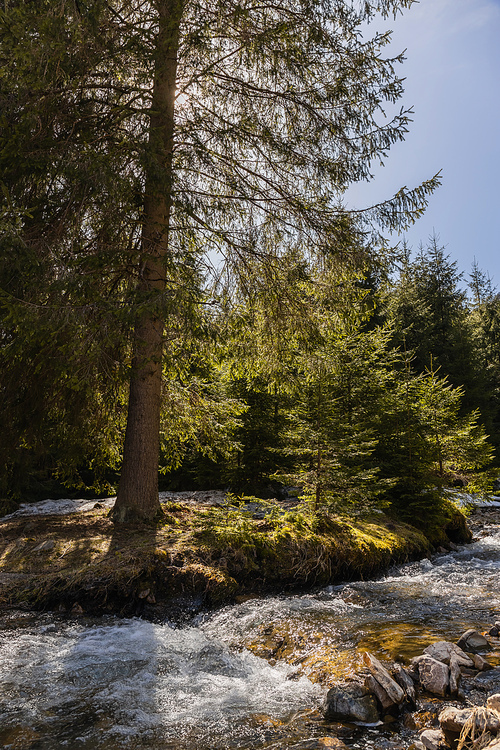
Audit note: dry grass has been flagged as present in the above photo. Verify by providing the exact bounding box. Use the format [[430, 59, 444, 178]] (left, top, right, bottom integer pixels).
[[457, 707, 500, 750]]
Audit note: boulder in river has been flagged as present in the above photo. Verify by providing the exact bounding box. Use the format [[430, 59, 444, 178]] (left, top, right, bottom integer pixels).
[[362, 652, 405, 709], [417, 656, 450, 697], [423, 641, 474, 667], [457, 629, 490, 653], [323, 682, 380, 724], [420, 728, 446, 750], [449, 653, 462, 696], [472, 654, 494, 671], [392, 663, 417, 705]]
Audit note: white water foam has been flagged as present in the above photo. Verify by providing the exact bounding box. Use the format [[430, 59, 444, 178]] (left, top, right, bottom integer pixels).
[[0, 617, 320, 748]]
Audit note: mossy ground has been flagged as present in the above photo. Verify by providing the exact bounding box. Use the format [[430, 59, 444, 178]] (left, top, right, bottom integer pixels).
[[0, 497, 470, 619]]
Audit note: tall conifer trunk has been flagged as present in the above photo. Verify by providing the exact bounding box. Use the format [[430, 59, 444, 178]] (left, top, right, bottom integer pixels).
[[113, 0, 182, 522]]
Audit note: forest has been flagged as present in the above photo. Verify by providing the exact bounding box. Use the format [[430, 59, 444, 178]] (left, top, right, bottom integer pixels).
[[1, 0, 498, 524]]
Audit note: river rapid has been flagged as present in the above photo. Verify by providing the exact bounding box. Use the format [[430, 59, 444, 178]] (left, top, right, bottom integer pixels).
[[1, 506, 500, 750]]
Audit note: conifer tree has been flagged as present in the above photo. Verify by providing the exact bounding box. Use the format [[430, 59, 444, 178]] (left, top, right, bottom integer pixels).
[[385, 235, 482, 411], [0, 0, 439, 520], [468, 265, 500, 452]]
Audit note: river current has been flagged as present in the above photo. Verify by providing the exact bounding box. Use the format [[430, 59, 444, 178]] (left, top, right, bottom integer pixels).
[[1, 505, 499, 750]]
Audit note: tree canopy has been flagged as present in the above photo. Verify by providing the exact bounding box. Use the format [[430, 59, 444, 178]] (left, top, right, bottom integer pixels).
[[1, 0, 443, 519]]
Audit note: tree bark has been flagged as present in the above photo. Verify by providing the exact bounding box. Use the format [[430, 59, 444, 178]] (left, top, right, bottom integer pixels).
[[113, 0, 182, 523]]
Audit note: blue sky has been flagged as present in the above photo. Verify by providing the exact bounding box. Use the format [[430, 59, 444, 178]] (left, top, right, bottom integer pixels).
[[347, 0, 500, 289]]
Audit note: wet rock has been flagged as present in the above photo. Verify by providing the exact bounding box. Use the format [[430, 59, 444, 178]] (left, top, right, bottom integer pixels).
[[407, 660, 421, 682], [420, 729, 446, 750], [473, 654, 494, 671], [362, 652, 405, 707], [323, 682, 380, 724], [424, 641, 474, 667], [418, 656, 449, 697], [486, 694, 500, 711], [365, 674, 395, 711], [392, 663, 417, 705], [488, 624, 500, 637], [449, 653, 462, 695], [457, 629, 490, 653]]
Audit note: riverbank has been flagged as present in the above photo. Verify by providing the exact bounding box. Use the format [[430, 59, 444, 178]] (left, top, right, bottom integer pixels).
[[0, 495, 472, 618]]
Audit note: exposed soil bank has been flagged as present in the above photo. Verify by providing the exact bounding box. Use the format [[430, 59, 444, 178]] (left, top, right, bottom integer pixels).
[[0, 498, 471, 619]]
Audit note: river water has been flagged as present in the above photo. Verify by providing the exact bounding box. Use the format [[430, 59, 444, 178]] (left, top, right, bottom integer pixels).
[[1, 506, 500, 750]]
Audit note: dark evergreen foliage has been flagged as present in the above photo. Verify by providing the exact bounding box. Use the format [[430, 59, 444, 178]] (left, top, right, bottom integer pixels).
[[3, 0, 495, 520]]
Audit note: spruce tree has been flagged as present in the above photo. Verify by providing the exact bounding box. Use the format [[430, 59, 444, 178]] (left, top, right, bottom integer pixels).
[[385, 235, 482, 411]]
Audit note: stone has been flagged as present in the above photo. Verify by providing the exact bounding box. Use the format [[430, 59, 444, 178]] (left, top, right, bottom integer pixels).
[[407, 659, 421, 682], [362, 652, 405, 705], [439, 706, 500, 745], [457, 629, 490, 653], [392, 663, 417, 705], [33, 539, 55, 552], [424, 641, 474, 667], [473, 654, 494, 671], [486, 694, 500, 711], [365, 674, 395, 711], [489, 625, 500, 637], [449, 654, 462, 695], [323, 682, 380, 724], [418, 656, 449, 697], [420, 729, 446, 750], [71, 603, 84, 615]]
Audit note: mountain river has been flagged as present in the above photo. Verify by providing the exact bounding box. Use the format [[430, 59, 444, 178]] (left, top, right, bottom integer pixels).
[[1, 505, 500, 750]]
